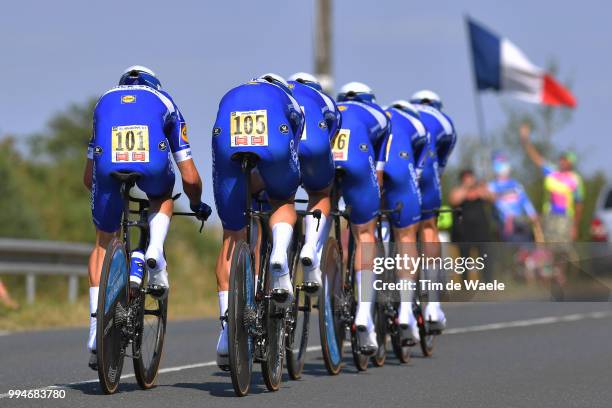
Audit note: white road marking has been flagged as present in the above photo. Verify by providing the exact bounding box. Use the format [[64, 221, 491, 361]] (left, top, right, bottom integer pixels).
[[1, 310, 611, 399]]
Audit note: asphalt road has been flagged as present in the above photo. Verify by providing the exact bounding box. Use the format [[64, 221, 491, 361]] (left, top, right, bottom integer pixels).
[[2, 302, 612, 408]]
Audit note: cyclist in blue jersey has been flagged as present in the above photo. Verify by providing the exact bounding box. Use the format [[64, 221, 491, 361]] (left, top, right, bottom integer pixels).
[[212, 73, 304, 367], [378, 100, 428, 344], [334, 82, 390, 354], [410, 90, 456, 332], [287, 72, 341, 290], [83, 66, 211, 369]]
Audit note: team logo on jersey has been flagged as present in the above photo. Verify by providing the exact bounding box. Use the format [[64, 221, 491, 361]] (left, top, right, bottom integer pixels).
[[279, 124, 289, 134], [338, 105, 347, 111], [180, 123, 189, 143], [158, 141, 168, 151], [359, 143, 368, 152], [121, 95, 136, 104], [385, 111, 392, 118], [93, 146, 103, 156], [288, 83, 295, 89], [213, 127, 221, 136], [318, 120, 327, 129], [399, 151, 410, 159]]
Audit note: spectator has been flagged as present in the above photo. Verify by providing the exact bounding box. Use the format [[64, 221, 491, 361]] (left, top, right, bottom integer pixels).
[[0, 278, 18, 309], [449, 169, 494, 282], [488, 151, 543, 243], [519, 123, 584, 242]]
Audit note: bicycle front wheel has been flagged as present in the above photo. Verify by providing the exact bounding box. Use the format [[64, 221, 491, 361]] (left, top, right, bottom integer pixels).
[[228, 240, 255, 397], [133, 268, 168, 389], [96, 238, 129, 394]]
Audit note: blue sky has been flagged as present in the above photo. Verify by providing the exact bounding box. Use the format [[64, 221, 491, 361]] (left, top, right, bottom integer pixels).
[[1, 0, 609, 220]]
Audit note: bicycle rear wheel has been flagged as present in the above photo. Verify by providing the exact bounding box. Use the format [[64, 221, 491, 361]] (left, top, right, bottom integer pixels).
[[96, 238, 129, 394], [318, 238, 345, 375], [286, 245, 310, 380], [133, 268, 168, 389], [228, 240, 255, 397], [261, 268, 286, 391], [416, 303, 435, 357]]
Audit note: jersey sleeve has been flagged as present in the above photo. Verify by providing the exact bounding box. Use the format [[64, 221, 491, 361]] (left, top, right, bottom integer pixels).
[[376, 132, 391, 171], [163, 96, 192, 163], [436, 130, 456, 169], [87, 120, 95, 160]]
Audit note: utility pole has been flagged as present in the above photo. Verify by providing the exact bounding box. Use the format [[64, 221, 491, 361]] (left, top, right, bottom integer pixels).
[[315, 0, 333, 93]]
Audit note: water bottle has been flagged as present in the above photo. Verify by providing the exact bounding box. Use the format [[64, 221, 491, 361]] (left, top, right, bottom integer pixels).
[[129, 250, 145, 286]]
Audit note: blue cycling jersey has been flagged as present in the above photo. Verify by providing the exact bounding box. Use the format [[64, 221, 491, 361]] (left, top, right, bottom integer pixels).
[[289, 80, 340, 191], [212, 79, 304, 230], [88, 85, 191, 232]]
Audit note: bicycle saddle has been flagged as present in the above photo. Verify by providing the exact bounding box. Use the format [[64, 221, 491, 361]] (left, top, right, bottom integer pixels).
[[110, 171, 142, 185]]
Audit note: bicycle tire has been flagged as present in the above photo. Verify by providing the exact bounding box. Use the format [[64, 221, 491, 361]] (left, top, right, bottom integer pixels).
[[391, 326, 411, 363], [371, 303, 387, 367], [416, 304, 435, 357], [133, 268, 168, 389], [349, 243, 369, 372], [261, 265, 286, 391], [318, 238, 345, 375], [228, 240, 255, 397], [286, 241, 310, 380], [96, 238, 129, 394]]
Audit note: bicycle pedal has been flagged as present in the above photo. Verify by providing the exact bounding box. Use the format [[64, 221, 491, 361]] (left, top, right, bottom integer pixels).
[[302, 282, 320, 295], [218, 364, 230, 372], [271, 289, 291, 304], [147, 285, 168, 300]]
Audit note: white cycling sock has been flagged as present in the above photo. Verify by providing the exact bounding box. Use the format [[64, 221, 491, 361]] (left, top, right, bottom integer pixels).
[[303, 214, 327, 268], [270, 222, 293, 276], [355, 270, 374, 331], [218, 291, 228, 319], [146, 212, 170, 272], [88, 286, 99, 351], [398, 281, 415, 325]]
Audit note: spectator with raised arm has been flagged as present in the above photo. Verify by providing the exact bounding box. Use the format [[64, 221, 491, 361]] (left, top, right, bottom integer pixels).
[[519, 123, 583, 243]]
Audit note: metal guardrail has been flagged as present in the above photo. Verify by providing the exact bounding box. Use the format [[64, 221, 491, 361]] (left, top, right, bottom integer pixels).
[[0, 238, 91, 303]]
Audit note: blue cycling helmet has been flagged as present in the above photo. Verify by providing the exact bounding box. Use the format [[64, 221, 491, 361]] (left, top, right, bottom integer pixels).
[[119, 65, 162, 90], [337, 81, 376, 103]]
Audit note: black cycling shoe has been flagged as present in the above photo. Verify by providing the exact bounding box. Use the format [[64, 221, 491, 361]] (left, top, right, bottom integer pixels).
[[147, 284, 168, 300], [88, 351, 98, 371]]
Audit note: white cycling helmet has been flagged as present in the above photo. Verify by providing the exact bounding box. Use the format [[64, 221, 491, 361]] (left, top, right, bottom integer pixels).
[[119, 65, 161, 89], [389, 99, 419, 116], [258, 72, 290, 90], [337, 81, 375, 103], [288, 72, 320, 85], [410, 89, 442, 109]]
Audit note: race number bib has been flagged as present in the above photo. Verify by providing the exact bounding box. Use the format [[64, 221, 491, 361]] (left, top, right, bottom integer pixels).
[[331, 129, 350, 161], [112, 125, 149, 163], [230, 110, 268, 147]]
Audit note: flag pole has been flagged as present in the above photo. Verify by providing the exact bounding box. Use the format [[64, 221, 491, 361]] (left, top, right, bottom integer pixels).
[[465, 16, 490, 177]]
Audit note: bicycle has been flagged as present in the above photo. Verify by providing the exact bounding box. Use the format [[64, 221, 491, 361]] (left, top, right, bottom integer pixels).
[[371, 203, 413, 366], [95, 171, 203, 394], [318, 169, 375, 374], [226, 152, 307, 396], [285, 198, 321, 380], [413, 207, 461, 357]]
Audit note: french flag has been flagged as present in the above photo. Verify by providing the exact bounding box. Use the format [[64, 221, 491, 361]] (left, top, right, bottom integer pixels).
[[467, 17, 576, 108]]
